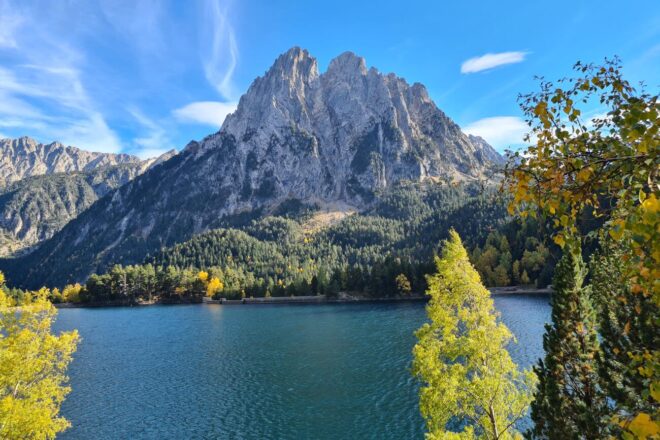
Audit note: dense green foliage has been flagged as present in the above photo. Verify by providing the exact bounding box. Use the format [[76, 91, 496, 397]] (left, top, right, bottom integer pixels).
[[49, 183, 526, 303], [590, 237, 660, 437], [528, 241, 606, 439], [470, 219, 555, 288]]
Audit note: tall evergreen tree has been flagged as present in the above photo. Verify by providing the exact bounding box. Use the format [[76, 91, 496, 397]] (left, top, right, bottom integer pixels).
[[590, 237, 659, 436], [529, 240, 606, 439]]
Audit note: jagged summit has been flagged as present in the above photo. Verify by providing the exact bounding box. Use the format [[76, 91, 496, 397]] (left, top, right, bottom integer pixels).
[[0, 138, 177, 256], [0, 137, 143, 187], [327, 51, 368, 77], [10, 47, 503, 288]]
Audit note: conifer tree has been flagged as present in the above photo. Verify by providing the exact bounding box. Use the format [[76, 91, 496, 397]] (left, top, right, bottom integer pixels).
[[413, 230, 535, 439], [590, 237, 659, 437], [528, 240, 606, 439]]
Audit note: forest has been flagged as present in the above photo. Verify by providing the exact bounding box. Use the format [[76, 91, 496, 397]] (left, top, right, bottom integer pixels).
[[2, 182, 556, 305]]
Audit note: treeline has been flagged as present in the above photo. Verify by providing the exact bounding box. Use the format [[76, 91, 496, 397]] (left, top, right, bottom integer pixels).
[[4, 183, 554, 304], [47, 259, 424, 304], [4, 261, 425, 305]]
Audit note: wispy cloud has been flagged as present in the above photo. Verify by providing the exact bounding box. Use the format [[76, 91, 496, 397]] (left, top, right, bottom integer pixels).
[[0, 0, 23, 48], [201, 0, 239, 101], [173, 101, 237, 128], [0, 1, 123, 153], [462, 116, 530, 150], [0, 0, 243, 154], [461, 51, 528, 74], [0, 62, 122, 152], [128, 107, 175, 158]]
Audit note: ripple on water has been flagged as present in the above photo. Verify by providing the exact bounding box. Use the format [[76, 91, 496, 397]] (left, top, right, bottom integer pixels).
[[54, 298, 550, 439]]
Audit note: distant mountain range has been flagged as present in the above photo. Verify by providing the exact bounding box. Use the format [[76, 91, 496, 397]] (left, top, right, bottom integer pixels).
[[2, 47, 504, 288], [0, 137, 174, 255]]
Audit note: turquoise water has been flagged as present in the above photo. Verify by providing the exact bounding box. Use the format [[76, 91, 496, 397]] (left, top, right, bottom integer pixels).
[[54, 295, 550, 439]]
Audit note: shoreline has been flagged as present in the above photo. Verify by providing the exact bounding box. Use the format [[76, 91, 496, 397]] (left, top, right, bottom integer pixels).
[[53, 287, 551, 309]]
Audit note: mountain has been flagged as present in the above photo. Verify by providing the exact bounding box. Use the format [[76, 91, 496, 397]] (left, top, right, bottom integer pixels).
[[0, 162, 172, 256], [468, 134, 506, 165], [0, 137, 176, 256], [0, 137, 151, 187], [6, 47, 503, 288]]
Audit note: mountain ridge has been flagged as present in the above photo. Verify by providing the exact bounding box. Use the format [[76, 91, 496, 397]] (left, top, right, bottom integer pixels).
[[0, 136, 172, 187]]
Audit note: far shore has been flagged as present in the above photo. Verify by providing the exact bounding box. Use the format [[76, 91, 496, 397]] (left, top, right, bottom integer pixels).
[[53, 287, 551, 309]]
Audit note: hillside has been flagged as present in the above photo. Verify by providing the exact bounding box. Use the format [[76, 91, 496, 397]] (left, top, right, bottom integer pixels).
[[0, 141, 176, 256]]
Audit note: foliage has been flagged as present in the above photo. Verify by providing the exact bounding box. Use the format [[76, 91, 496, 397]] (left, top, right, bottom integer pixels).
[[528, 241, 607, 439], [206, 277, 224, 297], [412, 231, 536, 439], [506, 58, 659, 437], [590, 237, 660, 438], [395, 273, 412, 296], [0, 273, 79, 439], [470, 219, 555, 288]]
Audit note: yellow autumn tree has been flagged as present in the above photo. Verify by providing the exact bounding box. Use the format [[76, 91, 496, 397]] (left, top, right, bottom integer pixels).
[[505, 58, 659, 436], [0, 274, 80, 439], [412, 231, 536, 439], [206, 277, 223, 297], [62, 284, 83, 303]]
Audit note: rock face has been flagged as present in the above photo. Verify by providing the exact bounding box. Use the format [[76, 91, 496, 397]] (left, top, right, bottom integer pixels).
[[468, 134, 506, 166], [0, 165, 149, 256], [206, 48, 501, 205], [0, 138, 176, 256], [0, 137, 148, 187], [8, 47, 503, 288]]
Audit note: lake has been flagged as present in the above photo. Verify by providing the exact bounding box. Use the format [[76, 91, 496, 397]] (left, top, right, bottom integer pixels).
[[54, 295, 551, 439]]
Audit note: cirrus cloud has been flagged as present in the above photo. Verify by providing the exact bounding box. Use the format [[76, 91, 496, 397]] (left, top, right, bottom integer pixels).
[[461, 51, 529, 74], [201, 0, 239, 101]]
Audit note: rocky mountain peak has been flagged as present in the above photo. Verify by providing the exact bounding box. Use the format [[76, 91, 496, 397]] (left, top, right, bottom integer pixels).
[[269, 46, 319, 86], [326, 51, 368, 78], [223, 47, 502, 190], [0, 137, 176, 187]]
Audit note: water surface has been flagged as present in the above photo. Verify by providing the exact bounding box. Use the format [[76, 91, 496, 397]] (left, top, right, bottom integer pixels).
[[55, 295, 550, 439]]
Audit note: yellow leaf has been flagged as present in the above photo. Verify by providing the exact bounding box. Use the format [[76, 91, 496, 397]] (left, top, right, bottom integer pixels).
[[651, 382, 660, 402], [642, 195, 659, 213], [534, 101, 548, 116], [576, 167, 592, 182], [628, 413, 659, 438], [609, 219, 626, 241]]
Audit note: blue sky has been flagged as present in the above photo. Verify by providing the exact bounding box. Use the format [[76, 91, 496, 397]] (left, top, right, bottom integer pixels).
[[0, 0, 658, 157]]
